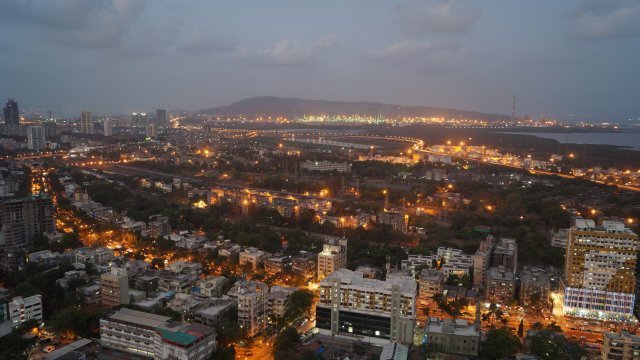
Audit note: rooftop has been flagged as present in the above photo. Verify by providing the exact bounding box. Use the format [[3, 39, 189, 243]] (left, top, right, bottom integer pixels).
[[106, 308, 171, 329], [321, 269, 416, 296]]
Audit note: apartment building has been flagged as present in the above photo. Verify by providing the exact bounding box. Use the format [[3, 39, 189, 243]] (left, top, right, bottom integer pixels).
[[602, 331, 640, 360], [8, 295, 43, 328], [419, 269, 444, 305], [519, 267, 550, 308], [239, 247, 269, 271], [227, 280, 268, 337], [316, 269, 417, 345], [101, 265, 129, 309], [485, 266, 515, 305], [472, 235, 496, 287], [317, 237, 347, 280]]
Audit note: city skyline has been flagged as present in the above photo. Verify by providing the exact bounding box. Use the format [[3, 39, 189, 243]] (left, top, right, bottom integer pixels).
[[1, 1, 640, 121]]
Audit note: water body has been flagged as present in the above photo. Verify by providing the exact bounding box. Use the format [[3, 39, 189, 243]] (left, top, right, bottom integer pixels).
[[501, 130, 640, 150]]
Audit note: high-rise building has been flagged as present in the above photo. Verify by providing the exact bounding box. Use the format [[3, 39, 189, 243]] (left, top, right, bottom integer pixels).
[[3, 99, 19, 126], [131, 112, 148, 127], [27, 126, 46, 151], [227, 280, 268, 337], [562, 219, 638, 320], [473, 235, 496, 287], [145, 123, 157, 138], [602, 331, 640, 360], [156, 109, 167, 124], [317, 237, 347, 280], [0, 196, 55, 253], [100, 308, 216, 360], [103, 117, 113, 136], [101, 265, 129, 309], [80, 112, 93, 134], [316, 269, 417, 345], [0, 299, 11, 337]]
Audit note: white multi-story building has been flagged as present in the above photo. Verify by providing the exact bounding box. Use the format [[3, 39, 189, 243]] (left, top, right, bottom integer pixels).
[[550, 228, 569, 248], [8, 295, 43, 328], [563, 219, 638, 321], [228, 280, 269, 337], [300, 160, 351, 173], [100, 308, 216, 360], [239, 247, 269, 271], [485, 266, 515, 305], [317, 238, 347, 280], [316, 269, 417, 345]]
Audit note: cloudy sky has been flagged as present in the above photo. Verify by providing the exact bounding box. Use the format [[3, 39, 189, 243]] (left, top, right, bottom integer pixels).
[[1, 0, 639, 121]]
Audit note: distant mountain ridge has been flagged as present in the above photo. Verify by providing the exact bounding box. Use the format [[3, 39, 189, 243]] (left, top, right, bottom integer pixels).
[[200, 96, 510, 122]]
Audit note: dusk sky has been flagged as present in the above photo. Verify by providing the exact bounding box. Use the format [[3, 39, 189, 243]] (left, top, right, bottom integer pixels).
[[1, 0, 640, 122]]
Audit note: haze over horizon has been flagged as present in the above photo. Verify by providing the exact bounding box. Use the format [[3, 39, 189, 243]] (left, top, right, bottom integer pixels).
[[2, 0, 640, 122]]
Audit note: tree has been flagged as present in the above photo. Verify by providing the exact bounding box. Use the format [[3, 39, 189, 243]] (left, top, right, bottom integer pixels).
[[527, 327, 586, 360], [480, 327, 522, 360], [284, 289, 314, 324], [273, 327, 300, 359], [517, 319, 524, 337]]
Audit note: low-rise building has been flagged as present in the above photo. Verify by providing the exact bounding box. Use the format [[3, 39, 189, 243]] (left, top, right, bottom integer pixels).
[[264, 256, 290, 276], [300, 160, 351, 173], [267, 286, 296, 318], [602, 331, 640, 360], [100, 308, 216, 360], [194, 276, 227, 298], [424, 317, 480, 357], [8, 295, 43, 328], [27, 250, 60, 267], [239, 247, 269, 271], [193, 297, 237, 327]]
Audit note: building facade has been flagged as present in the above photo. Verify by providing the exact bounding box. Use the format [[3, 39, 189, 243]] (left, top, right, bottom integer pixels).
[[228, 280, 268, 337], [27, 126, 46, 150], [472, 235, 496, 287], [8, 295, 43, 328], [80, 112, 93, 134], [485, 266, 515, 305], [0, 196, 55, 254], [563, 219, 638, 320], [316, 269, 417, 345], [317, 238, 347, 280], [3, 99, 19, 126], [101, 265, 129, 309], [602, 331, 640, 360], [424, 317, 480, 357], [100, 308, 216, 360], [419, 269, 444, 305]]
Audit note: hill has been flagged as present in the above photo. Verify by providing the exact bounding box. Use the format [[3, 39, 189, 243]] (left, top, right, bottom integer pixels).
[[200, 96, 510, 122]]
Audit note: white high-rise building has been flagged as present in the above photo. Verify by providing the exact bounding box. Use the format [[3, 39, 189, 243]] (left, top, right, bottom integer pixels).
[[316, 269, 417, 345], [228, 280, 268, 337], [103, 117, 113, 136], [27, 125, 46, 151], [8, 295, 43, 328], [317, 237, 347, 280]]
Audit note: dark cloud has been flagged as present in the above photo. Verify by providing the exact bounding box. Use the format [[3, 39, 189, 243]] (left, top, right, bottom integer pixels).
[[571, 0, 640, 39], [236, 35, 338, 67], [1, 0, 145, 48], [396, 0, 480, 35], [368, 40, 466, 71]]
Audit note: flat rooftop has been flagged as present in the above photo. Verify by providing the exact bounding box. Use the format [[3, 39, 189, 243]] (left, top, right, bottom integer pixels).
[[106, 308, 171, 328]]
